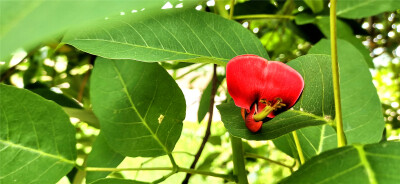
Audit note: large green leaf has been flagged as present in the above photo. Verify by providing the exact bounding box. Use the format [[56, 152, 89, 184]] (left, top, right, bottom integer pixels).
[[0, 0, 181, 60], [337, 0, 400, 19], [218, 54, 334, 140], [86, 133, 125, 183], [90, 58, 186, 157], [0, 84, 76, 183], [316, 16, 374, 68], [281, 141, 400, 184], [274, 39, 384, 160], [64, 10, 269, 66]]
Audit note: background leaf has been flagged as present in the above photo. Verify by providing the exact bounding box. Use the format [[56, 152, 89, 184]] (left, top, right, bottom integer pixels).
[[90, 178, 149, 184], [64, 10, 269, 65], [86, 133, 125, 183], [303, 0, 324, 13], [197, 75, 224, 122], [316, 16, 374, 68], [0, 0, 185, 60], [218, 54, 334, 140], [294, 13, 316, 25], [90, 58, 186, 157], [281, 141, 400, 184], [274, 39, 385, 160], [337, 0, 400, 19], [0, 84, 76, 183]]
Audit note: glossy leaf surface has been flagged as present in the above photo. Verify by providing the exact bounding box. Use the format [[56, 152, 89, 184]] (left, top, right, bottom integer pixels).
[[337, 0, 400, 19], [90, 58, 186, 157], [274, 39, 384, 159], [281, 142, 400, 184], [64, 10, 269, 65], [0, 84, 76, 183]]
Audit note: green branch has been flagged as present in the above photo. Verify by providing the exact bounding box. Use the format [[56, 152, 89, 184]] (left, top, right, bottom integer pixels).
[[233, 14, 295, 20], [230, 135, 249, 184], [85, 166, 235, 181], [329, 0, 347, 147], [245, 152, 294, 172], [292, 131, 305, 164]]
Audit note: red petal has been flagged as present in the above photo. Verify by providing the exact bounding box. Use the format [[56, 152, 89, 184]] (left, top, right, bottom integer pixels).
[[227, 55, 304, 118], [245, 105, 263, 132], [259, 61, 304, 118], [227, 55, 269, 110]]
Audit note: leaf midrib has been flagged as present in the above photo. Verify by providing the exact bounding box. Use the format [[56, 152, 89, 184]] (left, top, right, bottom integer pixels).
[[355, 145, 378, 184], [0, 139, 75, 165], [70, 38, 229, 63], [337, 0, 377, 16], [111, 62, 170, 154]]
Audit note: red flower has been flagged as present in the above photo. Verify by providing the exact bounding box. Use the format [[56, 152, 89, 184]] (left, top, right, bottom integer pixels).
[[227, 55, 304, 132]]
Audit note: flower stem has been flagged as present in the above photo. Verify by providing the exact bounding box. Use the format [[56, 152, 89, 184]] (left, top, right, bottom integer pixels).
[[230, 135, 249, 184], [292, 131, 305, 165], [233, 14, 295, 20], [329, 0, 347, 147]]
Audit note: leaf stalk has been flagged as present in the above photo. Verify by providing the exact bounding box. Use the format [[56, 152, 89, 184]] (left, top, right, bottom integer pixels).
[[292, 131, 305, 165], [330, 0, 347, 147]]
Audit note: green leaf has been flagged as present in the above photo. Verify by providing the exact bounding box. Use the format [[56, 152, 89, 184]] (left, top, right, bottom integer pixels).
[[316, 16, 374, 68], [64, 10, 269, 65], [90, 178, 149, 184], [196, 152, 221, 171], [294, 13, 316, 25], [0, 0, 182, 60], [218, 102, 328, 140], [218, 54, 334, 140], [86, 133, 125, 183], [303, 0, 324, 13], [25, 82, 82, 109], [337, 0, 400, 19], [198, 75, 225, 122], [90, 58, 186, 157], [62, 107, 100, 128], [281, 142, 400, 184], [310, 39, 384, 143], [275, 39, 384, 160], [0, 84, 76, 183]]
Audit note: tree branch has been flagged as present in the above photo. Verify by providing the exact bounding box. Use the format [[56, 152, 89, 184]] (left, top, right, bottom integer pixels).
[[181, 64, 219, 184]]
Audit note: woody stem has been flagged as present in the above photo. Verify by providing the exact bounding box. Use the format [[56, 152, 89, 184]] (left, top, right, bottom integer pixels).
[[253, 98, 283, 121]]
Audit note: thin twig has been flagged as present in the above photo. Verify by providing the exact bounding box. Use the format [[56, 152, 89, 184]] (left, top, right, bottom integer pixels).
[[181, 64, 218, 184], [175, 63, 207, 80], [244, 152, 294, 172], [77, 55, 96, 102], [233, 14, 295, 20]]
